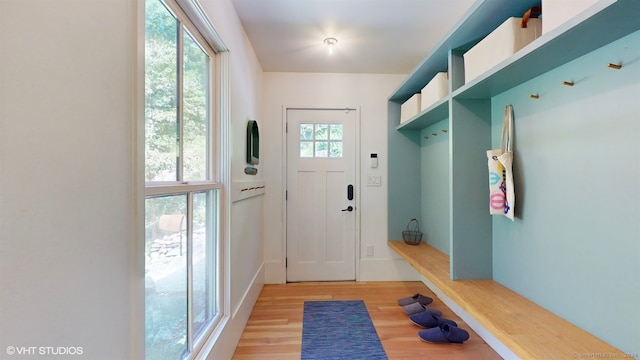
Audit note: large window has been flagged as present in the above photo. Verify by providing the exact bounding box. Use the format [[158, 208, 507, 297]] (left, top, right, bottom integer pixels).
[[144, 0, 221, 358]]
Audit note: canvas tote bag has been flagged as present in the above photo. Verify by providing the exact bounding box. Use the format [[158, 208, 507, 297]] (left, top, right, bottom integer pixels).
[[486, 105, 515, 220]]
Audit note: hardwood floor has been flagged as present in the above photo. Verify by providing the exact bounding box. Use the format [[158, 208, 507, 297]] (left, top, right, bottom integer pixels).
[[231, 281, 501, 360]]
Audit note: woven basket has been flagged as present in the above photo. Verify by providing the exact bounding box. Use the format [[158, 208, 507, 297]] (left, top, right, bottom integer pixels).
[[402, 218, 423, 245]]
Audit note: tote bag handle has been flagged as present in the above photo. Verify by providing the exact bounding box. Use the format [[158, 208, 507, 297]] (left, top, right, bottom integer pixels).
[[500, 105, 514, 153]]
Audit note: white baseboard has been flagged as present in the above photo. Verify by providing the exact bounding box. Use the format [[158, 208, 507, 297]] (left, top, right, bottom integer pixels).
[[264, 258, 420, 283], [419, 275, 520, 360], [197, 265, 265, 360]]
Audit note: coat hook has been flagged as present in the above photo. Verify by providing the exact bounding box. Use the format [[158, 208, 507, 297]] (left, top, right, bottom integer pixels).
[[431, 133, 438, 136], [607, 63, 622, 70], [423, 136, 429, 139], [562, 81, 574, 86], [529, 94, 539, 99], [441, 129, 448, 133]]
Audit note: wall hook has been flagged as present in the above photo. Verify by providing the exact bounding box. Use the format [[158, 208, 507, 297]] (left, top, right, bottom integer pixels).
[[431, 133, 438, 136], [562, 81, 574, 86], [607, 63, 622, 70], [423, 136, 429, 139], [529, 94, 539, 99], [441, 129, 448, 133]]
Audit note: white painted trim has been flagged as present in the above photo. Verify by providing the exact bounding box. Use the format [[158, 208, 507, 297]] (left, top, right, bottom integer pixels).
[[193, 314, 230, 360], [145, 182, 224, 197], [133, 0, 146, 358], [174, 0, 228, 52], [232, 264, 265, 318], [419, 275, 520, 360], [354, 107, 362, 282], [217, 50, 232, 354], [280, 106, 288, 284], [195, 265, 264, 360], [188, 50, 232, 360], [282, 106, 362, 282]]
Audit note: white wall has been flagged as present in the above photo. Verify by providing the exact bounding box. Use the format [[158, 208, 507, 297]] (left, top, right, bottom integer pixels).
[[0, 1, 139, 359], [262, 72, 420, 283], [0, 0, 265, 359]]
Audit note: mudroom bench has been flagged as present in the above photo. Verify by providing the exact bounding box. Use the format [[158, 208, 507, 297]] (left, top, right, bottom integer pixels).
[[388, 241, 625, 359]]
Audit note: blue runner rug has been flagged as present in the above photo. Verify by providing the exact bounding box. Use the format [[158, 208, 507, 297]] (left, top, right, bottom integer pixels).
[[301, 300, 387, 360]]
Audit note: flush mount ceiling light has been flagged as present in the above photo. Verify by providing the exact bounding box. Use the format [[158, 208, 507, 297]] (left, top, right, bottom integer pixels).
[[323, 37, 338, 55]]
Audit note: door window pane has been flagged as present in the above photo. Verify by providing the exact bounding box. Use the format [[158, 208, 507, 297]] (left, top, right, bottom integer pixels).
[[315, 141, 328, 157], [298, 123, 343, 158], [330, 142, 343, 158], [183, 31, 209, 182], [300, 124, 313, 140], [314, 124, 328, 140], [300, 141, 313, 157], [145, 195, 188, 360], [145, 0, 179, 182], [329, 124, 343, 140]]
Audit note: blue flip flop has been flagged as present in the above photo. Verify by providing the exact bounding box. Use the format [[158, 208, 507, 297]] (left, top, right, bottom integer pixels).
[[397, 293, 433, 306], [409, 311, 457, 328], [418, 323, 470, 344], [402, 302, 442, 316]]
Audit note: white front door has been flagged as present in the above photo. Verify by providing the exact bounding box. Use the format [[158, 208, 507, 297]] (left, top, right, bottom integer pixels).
[[286, 108, 358, 282]]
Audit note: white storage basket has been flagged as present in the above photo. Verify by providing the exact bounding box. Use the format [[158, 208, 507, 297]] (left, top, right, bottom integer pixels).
[[420, 72, 448, 111], [542, 0, 599, 34], [464, 17, 542, 84], [400, 93, 421, 123]]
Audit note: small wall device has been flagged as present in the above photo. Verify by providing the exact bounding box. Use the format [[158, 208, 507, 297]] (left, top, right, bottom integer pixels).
[[370, 153, 378, 168]]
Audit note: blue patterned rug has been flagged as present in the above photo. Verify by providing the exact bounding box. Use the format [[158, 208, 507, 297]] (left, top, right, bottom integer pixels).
[[301, 300, 387, 360]]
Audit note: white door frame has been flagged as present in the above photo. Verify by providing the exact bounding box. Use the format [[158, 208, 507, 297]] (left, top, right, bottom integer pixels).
[[281, 105, 361, 283]]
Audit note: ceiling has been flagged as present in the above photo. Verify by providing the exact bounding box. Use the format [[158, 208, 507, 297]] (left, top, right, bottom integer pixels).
[[229, 0, 476, 74]]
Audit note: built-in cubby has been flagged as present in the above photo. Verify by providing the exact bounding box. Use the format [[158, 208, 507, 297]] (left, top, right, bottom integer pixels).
[[419, 119, 449, 256], [387, 0, 640, 280]]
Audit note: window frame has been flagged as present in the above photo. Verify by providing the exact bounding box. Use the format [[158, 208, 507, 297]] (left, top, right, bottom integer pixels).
[[141, 0, 230, 358]]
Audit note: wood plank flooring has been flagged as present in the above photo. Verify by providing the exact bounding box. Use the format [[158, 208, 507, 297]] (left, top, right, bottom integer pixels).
[[231, 281, 501, 360]]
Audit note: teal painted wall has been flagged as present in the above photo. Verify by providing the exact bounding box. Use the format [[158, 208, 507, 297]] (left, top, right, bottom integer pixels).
[[420, 119, 450, 255], [491, 30, 640, 353], [388, 102, 422, 240]]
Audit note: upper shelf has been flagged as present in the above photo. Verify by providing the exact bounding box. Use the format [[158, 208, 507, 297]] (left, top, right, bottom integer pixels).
[[396, 99, 449, 130], [390, 0, 640, 107], [389, 0, 541, 103], [454, 0, 640, 99]]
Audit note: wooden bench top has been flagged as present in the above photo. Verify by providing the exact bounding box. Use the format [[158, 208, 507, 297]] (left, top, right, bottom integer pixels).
[[388, 240, 624, 360]]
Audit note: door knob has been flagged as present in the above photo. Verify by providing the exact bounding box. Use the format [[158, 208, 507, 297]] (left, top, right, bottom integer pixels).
[[341, 206, 354, 212]]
